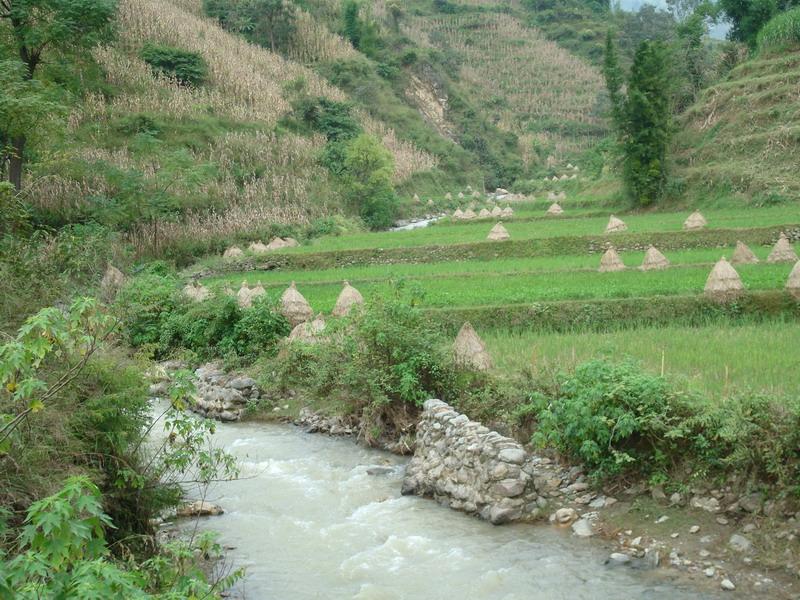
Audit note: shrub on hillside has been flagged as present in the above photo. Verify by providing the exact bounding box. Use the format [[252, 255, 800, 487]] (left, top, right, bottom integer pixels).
[[221, 295, 290, 359], [159, 293, 241, 359], [757, 7, 800, 53], [115, 269, 182, 348], [141, 43, 208, 87]]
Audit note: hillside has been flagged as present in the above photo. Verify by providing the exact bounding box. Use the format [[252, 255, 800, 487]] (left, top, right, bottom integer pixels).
[[673, 49, 800, 204]]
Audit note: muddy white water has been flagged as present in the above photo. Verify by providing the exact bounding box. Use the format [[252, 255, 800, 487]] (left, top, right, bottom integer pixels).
[[161, 409, 718, 599]]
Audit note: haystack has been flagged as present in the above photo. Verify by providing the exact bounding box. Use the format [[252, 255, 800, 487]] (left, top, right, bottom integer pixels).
[[599, 246, 625, 272], [547, 191, 558, 201], [704, 257, 744, 302], [767, 232, 798, 263], [605, 215, 627, 233], [266, 237, 288, 251], [683, 211, 708, 231], [249, 241, 270, 254], [786, 261, 800, 300], [472, 190, 481, 199], [560, 174, 569, 181], [100, 264, 125, 301], [282, 237, 300, 248], [570, 174, 577, 180], [413, 193, 420, 203], [248, 282, 266, 305], [491, 206, 503, 217], [546, 202, 563, 216], [458, 192, 465, 199], [552, 176, 559, 182], [223, 246, 243, 258], [731, 241, 759, 265], [427, 199, 434, 206], [501, 206, 514, 218], [183, 282, 209, 302], [478, 208, 492, 219], [462, 208, 477, 220], [453, 208, 464, 220], [487, 222, 510, 241], [332, 281, 364, 317], [640, 246, 670, 271], [445, 192, 452, 200], [280, 282, 313, 326], [236, 281, 252, 308], [288, 313, 326, 343], [453, 322, 492, 371]]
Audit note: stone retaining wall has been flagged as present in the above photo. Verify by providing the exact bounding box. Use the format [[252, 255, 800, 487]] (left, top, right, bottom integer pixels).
[[401, 399, 539, 524]]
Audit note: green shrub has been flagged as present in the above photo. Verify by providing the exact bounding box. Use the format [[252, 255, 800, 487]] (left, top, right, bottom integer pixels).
[[221, 295, 290, 360], [159, 293, 241, 359], [115, 271, 182, 348], [757, 7, 800, 53], [532, 360, 694, 480], [140, 43, 208, 87]]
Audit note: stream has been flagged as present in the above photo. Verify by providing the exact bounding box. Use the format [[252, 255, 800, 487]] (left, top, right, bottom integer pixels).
[[161, 408, 718, 599]]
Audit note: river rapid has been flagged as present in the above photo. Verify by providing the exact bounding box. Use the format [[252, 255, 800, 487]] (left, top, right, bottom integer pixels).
[[163, 411, 720, 600]]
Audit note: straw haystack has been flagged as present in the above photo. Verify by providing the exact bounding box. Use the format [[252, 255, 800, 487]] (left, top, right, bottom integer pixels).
[[570, 174, 577, 180], [427, 199, 434, 206], [605, 215, 627, 233], [599, 246, 625, 272], [458, 192, 465, 199], [786, 261, 800, 300], [265, 237, 286, 250], [552, 176, 559, 182], [183, 282, 210, 303], [560, 174, 569, 181], [453, 208, 464, 219], [413, 193, 420, 203], [640, 246, 670, 271], [248, 282, 266, 305], [100, 264, 125, 301], [280, 282, 313, 326], [546, 202, 563, 216], [236, 281, 252, 308], [472, 190, 481, 199], [567, 163, 574, 169], [288, 313, 326, 343], [283, 237, 300, 248], [487, 222, 510, 241], [767, 232, 798, 263], [478, 208, 491, 219], [223, 246, 243, 258], [249, 241, 270, 254], [491, 206, 503, 217], [547, 191, 558, 201], [731, 241, 759, 265], [453, 322, 492, 371], [704, 257, 744, 302], [501, 206, 514, 218], [462, 208, 477, 220], [683, 211, 708, 231], [445, 192, 452, 200], [332, 281, 364, 317]]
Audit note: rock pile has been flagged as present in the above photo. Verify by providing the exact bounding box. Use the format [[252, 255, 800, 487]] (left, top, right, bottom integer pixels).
[[402, 400, 535, 524], [187, 363, 261, 421]]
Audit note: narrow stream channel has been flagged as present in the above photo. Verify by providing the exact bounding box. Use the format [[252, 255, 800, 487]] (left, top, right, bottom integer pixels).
[[163, 410, 718, 599]]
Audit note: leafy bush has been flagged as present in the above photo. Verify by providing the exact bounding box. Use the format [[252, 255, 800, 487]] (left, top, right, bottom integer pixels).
[[141, 43, 208, 87], [160, 293, 241, 359], [757, 6, 800, 53], [222, 295, 290, 360], [115, 270, 182, 348], [532, 360, 694, 480]]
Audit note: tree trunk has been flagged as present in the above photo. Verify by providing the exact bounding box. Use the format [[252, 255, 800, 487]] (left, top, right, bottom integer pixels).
[[9, 136, 25, 192]]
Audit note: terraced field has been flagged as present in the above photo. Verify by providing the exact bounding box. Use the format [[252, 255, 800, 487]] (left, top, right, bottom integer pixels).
[[193, 204, 800, 396]]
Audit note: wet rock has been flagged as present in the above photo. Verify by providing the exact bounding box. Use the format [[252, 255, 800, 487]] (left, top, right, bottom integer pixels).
[[691, 496, 721, 513], [669, 492, 684, 506], [149, 381, 169, 397], [704, 567, 715, 577], [739, 492, 764, 514], [553, 508, 578, 525], [177, 500, 224, 517], [689, 525, 700, 534], [651, 485, 667, 501], [608, 552, 631, 565], [366, 466, 394, 475], [571, 518, 594, 538]]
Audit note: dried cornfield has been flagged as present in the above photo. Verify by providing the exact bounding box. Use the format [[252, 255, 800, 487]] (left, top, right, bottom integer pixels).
[[404, 12, 607, 160]]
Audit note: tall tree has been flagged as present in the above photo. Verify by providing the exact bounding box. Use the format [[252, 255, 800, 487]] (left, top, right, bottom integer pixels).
[[0, 0, 117, 190], [622, 41, 672, 206], [719, 0, 800, 47], [602, 30, 625, 133]]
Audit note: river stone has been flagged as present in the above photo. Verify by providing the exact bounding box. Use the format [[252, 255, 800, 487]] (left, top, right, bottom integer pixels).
[[728, 533, 752, 553], [177, 500, 224, 517], [721, 579, 736, 591], [608, 552, 631, 564], [571, 518, 594, 538], [739, 492, 764, 513], [497, 448, 526, 465], [492, 479, 526, 498], [691, 496, 721, 513], [553, 507, 578, 524], [228, 376, 257, 390], [366, 466, 393, 475]]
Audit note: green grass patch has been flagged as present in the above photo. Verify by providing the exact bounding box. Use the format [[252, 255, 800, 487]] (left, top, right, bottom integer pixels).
[[485, 320, 800, 400]]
